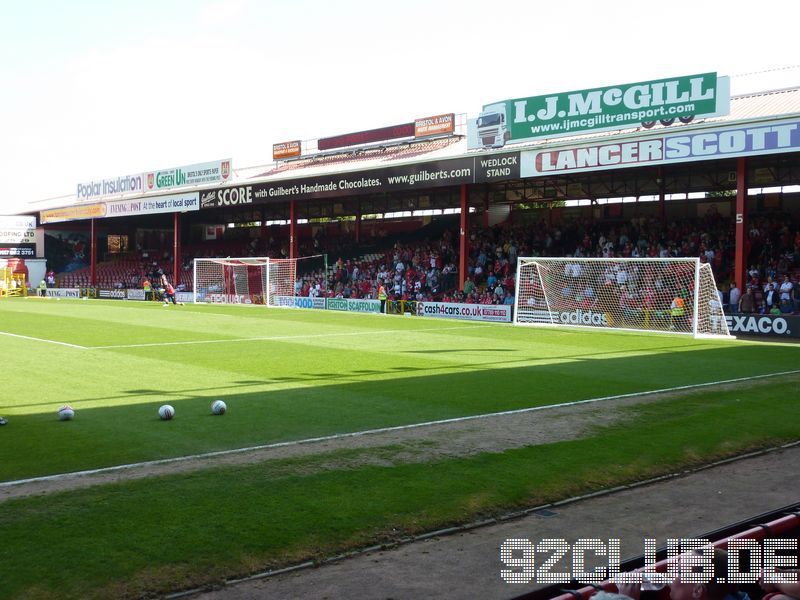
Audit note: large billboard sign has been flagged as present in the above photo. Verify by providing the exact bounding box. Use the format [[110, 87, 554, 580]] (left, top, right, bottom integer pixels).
[[0, 216, 37, 257], [76, 159, 231, 201], [520, 120, 800, 177], [40, 203, 106, 224], [318, 123, 415, 151], [415, 113, 455, 137], [199, 152, 521, 208], [0, 216, 36, 244], [468, 73, 730, 149], [41, 193, 200, 224], [105, 193, 200, 218], [273, 141, 302, 160], [144, 159, 231, 193], [76, 173, 145, 201]]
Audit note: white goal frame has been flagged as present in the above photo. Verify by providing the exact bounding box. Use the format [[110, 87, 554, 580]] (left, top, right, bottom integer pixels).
[[192, 257, 296, 306], [513, 257, 731, 338]]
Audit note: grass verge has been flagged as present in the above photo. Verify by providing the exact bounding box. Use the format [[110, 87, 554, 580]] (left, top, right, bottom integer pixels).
[[1, 379, 798, 599]]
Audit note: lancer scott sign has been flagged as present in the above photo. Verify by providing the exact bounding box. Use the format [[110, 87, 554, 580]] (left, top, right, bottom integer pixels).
[[724, 314, 800, 338], [521, 119, 800, 177], [468, 72, 730, 148], [199, 153, 520, 208]]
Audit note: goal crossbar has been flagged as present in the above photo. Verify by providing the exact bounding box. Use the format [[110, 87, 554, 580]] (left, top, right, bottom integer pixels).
[[513, 257, 731, 338], [192, 255, 326, 307]]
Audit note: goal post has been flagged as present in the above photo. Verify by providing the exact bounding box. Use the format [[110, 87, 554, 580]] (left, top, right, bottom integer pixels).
[[192, 255, 327, 306], [514, 257, 731, 338]]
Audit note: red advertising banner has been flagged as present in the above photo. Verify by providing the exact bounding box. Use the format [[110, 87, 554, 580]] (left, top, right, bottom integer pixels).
[[318, 123, 415, 151]]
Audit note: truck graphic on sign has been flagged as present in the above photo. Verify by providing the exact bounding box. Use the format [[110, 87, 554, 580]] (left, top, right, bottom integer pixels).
[[476, 103, 511, 148]]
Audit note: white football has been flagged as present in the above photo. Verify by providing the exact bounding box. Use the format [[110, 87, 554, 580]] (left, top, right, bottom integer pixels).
[[211, 400, 227, 415], [158, 404, 175, 420], [58, 405, 75, 421]]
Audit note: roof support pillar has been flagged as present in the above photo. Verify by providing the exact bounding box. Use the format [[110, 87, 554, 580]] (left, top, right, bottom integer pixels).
[[735, 157, 748, 291], [459, 184, 469, 290], [173, 212, 181, 286], [289, 200, 298, 259], [483, 186, 490, 229], [355, 204, 361, 244], [90, 218, 97, 288]]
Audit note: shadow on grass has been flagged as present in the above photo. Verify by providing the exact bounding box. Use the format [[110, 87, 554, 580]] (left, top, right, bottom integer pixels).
[[0, 342, 798, 482]]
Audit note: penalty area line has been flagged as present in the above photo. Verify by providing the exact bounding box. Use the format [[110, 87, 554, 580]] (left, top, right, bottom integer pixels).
[[0, 330, 87, 349], [2, 369, 798, 489]]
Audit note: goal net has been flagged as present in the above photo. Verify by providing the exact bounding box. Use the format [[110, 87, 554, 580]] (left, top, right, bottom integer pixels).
[[514, 258, 730, 338], [193, 255, 327, 306]]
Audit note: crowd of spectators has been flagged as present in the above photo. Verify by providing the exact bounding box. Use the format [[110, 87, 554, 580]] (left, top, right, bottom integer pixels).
[[281, 210, 800, 317], [50, 209, 800, 314]]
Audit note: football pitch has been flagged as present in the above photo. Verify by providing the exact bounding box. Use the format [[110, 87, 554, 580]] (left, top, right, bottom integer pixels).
[[1, 298, 799, 599]]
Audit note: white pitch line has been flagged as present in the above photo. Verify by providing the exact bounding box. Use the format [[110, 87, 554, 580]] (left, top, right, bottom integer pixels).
[[88, 324, 492, 349], [0, 330, 87, 349], [2, 368, 798, 489]]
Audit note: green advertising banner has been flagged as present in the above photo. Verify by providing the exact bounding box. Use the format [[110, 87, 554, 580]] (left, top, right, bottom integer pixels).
[[467, 73, 730, 149], [326, 298, 349, 311], [326, 298, 381, 313]]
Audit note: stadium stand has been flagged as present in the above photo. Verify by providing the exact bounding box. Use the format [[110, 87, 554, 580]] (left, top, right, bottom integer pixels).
[[47, 210, 800, 315]]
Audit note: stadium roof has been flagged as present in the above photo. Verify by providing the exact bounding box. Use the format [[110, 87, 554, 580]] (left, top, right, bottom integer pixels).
[[228, 85, 800, 184], [25, 85, 800, 216]]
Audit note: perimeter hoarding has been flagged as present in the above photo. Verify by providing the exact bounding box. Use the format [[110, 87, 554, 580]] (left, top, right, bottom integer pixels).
[[326, 297, 381, 313], [199, 153, 521, 209], [724, 314, 800, 338], [468, 73, 730, 149], [417, 301, 512, 322]]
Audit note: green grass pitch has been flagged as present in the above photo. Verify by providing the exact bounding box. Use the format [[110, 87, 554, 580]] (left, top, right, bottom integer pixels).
[[1, 297, 799, 598]]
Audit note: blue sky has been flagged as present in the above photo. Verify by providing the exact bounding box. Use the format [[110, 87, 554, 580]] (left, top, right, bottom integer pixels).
[[1, 0, 798, 212]]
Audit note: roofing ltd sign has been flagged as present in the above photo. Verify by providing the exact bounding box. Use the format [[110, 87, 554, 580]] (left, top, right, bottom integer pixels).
[[468, 73, 730, 149], [0, 215, 37, 257]]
